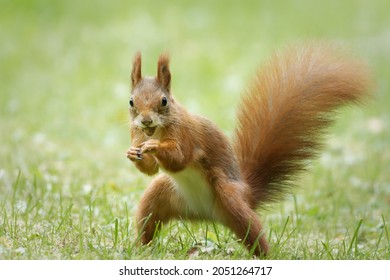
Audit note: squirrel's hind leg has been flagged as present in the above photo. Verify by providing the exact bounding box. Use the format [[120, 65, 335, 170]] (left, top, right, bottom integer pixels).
[[215, 180, 269, 257], [136, 174, 187, 244]]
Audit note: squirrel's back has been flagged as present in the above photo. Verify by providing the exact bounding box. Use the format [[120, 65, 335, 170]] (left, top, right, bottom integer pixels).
[[233, 43, 372, 208]]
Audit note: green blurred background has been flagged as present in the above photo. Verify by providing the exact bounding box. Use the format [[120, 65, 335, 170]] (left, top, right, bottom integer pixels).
[[1, 0, 388, 182], [0, 0, 389, 259]]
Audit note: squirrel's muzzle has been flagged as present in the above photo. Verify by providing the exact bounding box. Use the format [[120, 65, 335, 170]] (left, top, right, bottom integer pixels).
[[141, 117, 153, 127]]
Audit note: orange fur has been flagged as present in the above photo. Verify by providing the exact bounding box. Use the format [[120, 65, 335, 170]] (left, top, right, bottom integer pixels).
[[234, 43, 372, 207], [126, 43, 372, 256]]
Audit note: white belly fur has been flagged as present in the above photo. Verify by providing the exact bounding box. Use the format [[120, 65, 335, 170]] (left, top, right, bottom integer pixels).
[[169, 167, 215, 218]]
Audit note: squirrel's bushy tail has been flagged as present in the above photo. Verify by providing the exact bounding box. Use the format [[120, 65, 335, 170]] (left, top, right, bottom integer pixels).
[[233, 43, 372, 208]]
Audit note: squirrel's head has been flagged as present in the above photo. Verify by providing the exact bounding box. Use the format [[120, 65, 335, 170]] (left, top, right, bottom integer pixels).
[[129, 52, 173, 137]]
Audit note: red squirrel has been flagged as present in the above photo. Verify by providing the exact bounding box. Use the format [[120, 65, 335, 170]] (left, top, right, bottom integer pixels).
[[126, 43, 371, 256]]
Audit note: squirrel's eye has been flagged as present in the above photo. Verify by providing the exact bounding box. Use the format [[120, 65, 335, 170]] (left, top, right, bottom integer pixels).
[[161, 96, 168, 107], [129, 98, 134, 107]]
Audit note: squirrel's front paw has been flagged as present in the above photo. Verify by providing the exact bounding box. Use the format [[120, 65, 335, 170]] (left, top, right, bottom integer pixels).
[[141, 139, 160, 154], [127, 140, 160, 162], [127, 147, 143, 161]]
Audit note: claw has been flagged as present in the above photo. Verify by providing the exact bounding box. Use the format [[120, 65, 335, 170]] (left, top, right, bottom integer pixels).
[[137, 149, 143, 160]]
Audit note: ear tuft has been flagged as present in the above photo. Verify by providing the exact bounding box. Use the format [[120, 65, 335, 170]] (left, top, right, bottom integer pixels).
[[157, 53, 171, 91], [131, 51, 142, 89]]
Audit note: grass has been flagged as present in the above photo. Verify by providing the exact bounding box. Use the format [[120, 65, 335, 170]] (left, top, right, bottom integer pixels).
[[1, 0, 389, 259]]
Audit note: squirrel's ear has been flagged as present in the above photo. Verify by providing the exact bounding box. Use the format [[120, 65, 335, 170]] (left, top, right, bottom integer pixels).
[[131, 51, 142, 89], [157, 53, 171, 91]]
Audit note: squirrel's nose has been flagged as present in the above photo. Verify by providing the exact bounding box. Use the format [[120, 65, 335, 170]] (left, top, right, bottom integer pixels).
[[141, 118, 153, 127]]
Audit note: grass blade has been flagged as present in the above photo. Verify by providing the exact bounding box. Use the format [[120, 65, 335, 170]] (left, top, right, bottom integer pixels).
[[347, 219, 363, 257]]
